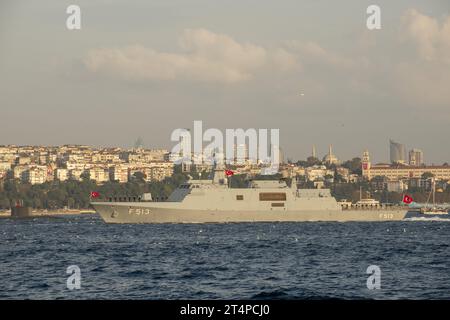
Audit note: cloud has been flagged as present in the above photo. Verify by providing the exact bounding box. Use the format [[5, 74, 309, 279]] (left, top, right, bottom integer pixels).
[[286, 41, 371, 71], [81, 12, 450, 107], [394, 9, 450, 107], [393, 61, 450, 108], [83, 28, 300, 84], [401, 9, 450, 64]]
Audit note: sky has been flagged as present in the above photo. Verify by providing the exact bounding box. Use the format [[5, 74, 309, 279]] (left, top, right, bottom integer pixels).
[[1, 0, 450, 164]]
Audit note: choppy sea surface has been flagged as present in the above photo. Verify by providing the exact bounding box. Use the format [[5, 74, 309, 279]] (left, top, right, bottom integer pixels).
[[0, 214, 449, 299]]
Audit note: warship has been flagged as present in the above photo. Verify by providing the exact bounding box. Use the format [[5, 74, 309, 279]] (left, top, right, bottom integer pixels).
[[91, 165, 408, 223]]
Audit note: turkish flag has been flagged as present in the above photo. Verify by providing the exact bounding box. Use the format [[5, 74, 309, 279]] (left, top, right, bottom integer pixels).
[[225, 170, 234, 177], [402, 195, 413, 204], [90, 191, 100, 198]]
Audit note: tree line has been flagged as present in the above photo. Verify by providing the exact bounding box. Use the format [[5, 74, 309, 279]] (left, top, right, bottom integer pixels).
[[0, 166, 191, 210], [1, 164, 449, 210]]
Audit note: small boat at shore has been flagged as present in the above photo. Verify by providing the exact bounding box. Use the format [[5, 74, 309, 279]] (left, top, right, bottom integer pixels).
[[404, 178, 450, 220]]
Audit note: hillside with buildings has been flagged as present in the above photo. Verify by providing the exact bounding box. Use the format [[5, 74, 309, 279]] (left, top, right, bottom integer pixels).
[[1, 142, 450, 210]]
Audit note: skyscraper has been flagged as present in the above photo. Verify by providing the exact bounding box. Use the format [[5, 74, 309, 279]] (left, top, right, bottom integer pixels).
[[409, 149, 424, 166], [390, 139, 406, 164]]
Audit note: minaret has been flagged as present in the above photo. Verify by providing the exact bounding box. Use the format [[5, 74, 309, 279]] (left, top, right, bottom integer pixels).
[[329, 145, 333, 157], [312, 145, 316, 158]]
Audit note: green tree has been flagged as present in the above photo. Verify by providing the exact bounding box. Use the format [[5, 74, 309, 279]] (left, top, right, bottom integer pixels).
[[306, 156, 321, 166], [421, 172, 434, 179], [80, 171, 90, 182], [131, 171, 145, 183], [342, 157, 362, 175]]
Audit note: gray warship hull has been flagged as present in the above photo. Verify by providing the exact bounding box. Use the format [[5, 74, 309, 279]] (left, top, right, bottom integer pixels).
[[91, 168, 408, 224], [92, 202, 407, 223]]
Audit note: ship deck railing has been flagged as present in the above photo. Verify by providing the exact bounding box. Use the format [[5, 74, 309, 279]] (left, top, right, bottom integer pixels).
[[105, 196, 168, 202], [341, 204, 406, 210]]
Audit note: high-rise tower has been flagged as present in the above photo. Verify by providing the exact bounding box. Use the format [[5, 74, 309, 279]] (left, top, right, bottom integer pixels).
[[390, 139, 406, 164], [409, 149, 424, 166]]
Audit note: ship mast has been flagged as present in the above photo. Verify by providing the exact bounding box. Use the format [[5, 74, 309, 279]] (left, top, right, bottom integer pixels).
[[432, 178, 436, 209], [424, 177, 436, 209], [210, 153, 228, 186]]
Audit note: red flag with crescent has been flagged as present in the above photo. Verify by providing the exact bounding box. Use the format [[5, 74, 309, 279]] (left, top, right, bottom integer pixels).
[[90, 191, 100, 198], [225, 170, 234, 177], [402, 195, 413, 204]]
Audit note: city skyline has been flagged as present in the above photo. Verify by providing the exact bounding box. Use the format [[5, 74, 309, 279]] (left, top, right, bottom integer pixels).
[[0, 140, 446, 165], [1, 1, 450, 163]]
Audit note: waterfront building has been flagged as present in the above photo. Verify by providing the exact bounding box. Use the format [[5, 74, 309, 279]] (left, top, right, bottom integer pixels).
[[386, 180, 406, 193], [408, 177, 432, 191], [362, 150, 450, 181]]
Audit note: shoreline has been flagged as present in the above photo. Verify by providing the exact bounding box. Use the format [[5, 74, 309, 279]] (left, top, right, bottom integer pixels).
[[0, 209, 96, 217]]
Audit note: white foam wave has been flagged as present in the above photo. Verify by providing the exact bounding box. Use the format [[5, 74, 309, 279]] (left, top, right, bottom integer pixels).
[[404, 217, 450, 222]]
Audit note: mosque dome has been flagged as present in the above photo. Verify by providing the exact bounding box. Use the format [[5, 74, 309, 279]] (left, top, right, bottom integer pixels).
[[323, 145, 339, 165]]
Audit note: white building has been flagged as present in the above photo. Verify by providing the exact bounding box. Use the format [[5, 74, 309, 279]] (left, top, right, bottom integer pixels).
[[386, 180, 406, 193], [88, 167, 109, 183], [55, 168, 69, 182], [129, 162, 174, 182], [13, 165, 29, 180], [149, 162, 174, 181], [69, 169, 85, 181], [109, 165, 129, 183], [306, 165, 334, 182], [0, 162, 12, 171], [23, 166, 47, 185], [0, 169, 8, 179]]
